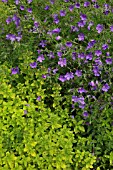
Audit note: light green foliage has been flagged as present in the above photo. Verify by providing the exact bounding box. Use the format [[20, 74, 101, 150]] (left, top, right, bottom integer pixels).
[[0, 1, 12, 21], [0, 61, 75, 170], [74, 150, 96, 170]]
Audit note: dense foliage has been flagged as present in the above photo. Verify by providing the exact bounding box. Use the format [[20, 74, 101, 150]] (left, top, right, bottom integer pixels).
[[0, 0, 113, 169]]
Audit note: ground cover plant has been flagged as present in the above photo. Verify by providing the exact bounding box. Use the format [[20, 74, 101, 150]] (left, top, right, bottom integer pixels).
[[0, 0, 113, 169]]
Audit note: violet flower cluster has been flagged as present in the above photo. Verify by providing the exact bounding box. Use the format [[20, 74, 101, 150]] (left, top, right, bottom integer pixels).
[[5, 0, 113, 117]]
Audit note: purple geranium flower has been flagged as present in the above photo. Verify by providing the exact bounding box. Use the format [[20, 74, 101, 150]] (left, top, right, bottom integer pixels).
[[12, 14, 20, 27], [60, 10, 66, 16], [34, 21, 39, 28], [106, 52, 110, 56], [89, 81, 96, 87], [2, 0, 8, 2], [78, 52, 85, 59], [84, 1, 90, 7], [27, 0, 32, 3], [83, 111, 88, 117], [69, 5, 74, 11], [54, 17, 59, 24], [71, 115, 74, 119], [27, 8, 32, 13], [20, 5, 24, 10], [71, 26, 79, 32], [79, 104, 86, 109], [37, 54, 45, 62], [53, 14, 58, 18], [77, 20, 86, 27], [57, 51, 63, 57], [58, 58, 67, 67], [56, 36, 61, 40], [48, 67, 51, 73], [102, 83, 110, 92], [58, 75, 66, 82], [11, 67, 19, 75], [78, 87, 87, 93], [95, 50, 102, 56], [15, 0, 20, 5], [94, 58, 102, 66], [94, 3, 100, 8], [48, 51, 55, 59], [78, 96, 85, 105], [102, 44, 108, 50], [16, 35, 22, 41], [103, 10, 109, 15], [72, 96, 79, 103], [103, 3, 109, 9], [64, 72, 74, 80], [96, 24, 104, 33], [24, 110, 27, 114], [60, 45, 66, 51], [53, 68, 58, 74], [12, 14, 18, 21], [65, 41, 72, 47], [52, 28, 61, 34], [78, 33, 85, 41], [75, 70, 82, 77], [94, 72, 100, 77], [86, 52, 93, 60], [6, 34, 16, 42], [37, 49, 41, 54], [87, 21, 94, 30], [42, 74, 47, 79], [110, 25, 113, 32], [39, 40, 47, 47], [30, 62, 37, 68], [36, 96, 41, 101], [44, 5, 50, 10], [6, 17, 12, 24], [86, 39, 96, 50], [72, 52, 77, 60], [93, 66, 100, 76], [75, 2, 80, 8], [105, 58, 112, 64], [64, 0, 69, 2], [15, 18, 20, 27], [50, 0, 55, 4], [80, 13, 87, 21]]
